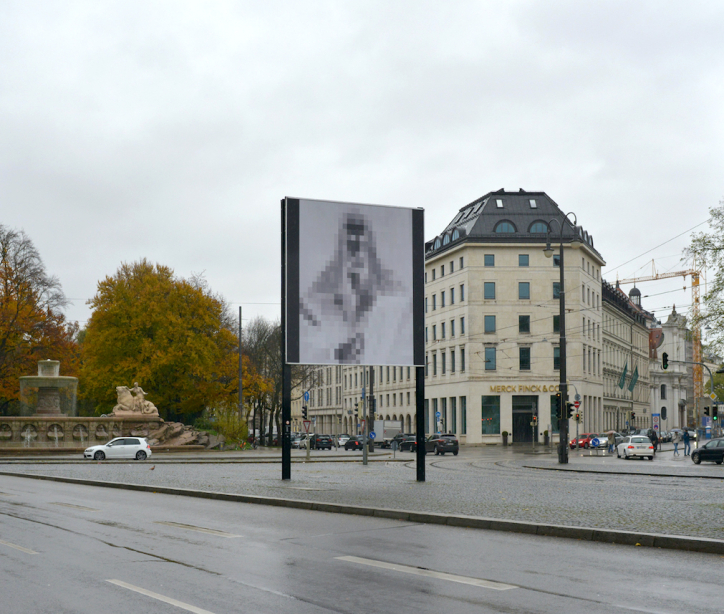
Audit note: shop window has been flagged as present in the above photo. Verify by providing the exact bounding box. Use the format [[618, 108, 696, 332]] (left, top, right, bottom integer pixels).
[[481, 396, 501, 434]]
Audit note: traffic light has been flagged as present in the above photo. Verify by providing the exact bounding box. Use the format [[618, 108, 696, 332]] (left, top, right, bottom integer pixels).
[[566, 402, 574, 419], [631, 411, 636, 420], [704, 406, 710, 417], [302, 405, 308, 420], [662, 352, 668, 370], [575, 412, 580, 423], [713, 407, 719, 421], [532, 415, 538, 426], [553, 394, 562, 420], [369, 398, 376, 423]]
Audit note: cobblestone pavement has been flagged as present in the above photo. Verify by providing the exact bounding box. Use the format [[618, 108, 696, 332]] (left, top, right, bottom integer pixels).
[[4, 446, 724, 540]]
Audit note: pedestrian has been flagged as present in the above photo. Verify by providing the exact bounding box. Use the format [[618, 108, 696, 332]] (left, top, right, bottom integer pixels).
[[649, 430, 658, 453], [607, 431, 615, 454], [672, 431, 680, 456], [683, 429, 691, 456]]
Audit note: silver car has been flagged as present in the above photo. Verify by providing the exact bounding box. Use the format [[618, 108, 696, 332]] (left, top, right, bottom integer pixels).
[[84, 437, 152, 461]]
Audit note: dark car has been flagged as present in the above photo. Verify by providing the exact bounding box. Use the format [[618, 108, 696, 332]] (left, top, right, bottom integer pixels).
[[427, 434, 459, 456], [312, 434, 332, 450], [390, 433, 415, 448], [398, 435, 419, 451], [691, 438, 724, 465], [344, 436, 367, 451]]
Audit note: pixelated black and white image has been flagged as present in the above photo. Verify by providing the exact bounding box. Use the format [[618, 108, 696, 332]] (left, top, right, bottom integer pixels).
[[296, 199, 414, 365]]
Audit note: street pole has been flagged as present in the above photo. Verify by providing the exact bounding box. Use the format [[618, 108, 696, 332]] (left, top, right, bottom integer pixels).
[[362, 378, 368, 466], [369, 366, 375, 453], [239, 305, 244, 419], [545, 213, 577, 465]]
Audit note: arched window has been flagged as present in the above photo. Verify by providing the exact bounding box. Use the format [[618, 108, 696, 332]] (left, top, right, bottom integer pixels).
[[494, 221, 516, 233], [529, 221, 549, 233], [434, 238, 441, 249], [443, 234, 450, 245], [661, 384, 667, 400], [452, 229, 460, 241]]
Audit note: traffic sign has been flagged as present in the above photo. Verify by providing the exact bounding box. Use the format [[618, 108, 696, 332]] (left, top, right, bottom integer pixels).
[[574, 394, 581, 402], [710, 392, 718, 401], [369, 432, 376, 440], [574, 401, 580, 409], [303, 420, 311, 433], [304, 391, 309, 402], [435, 411, 441, 419]]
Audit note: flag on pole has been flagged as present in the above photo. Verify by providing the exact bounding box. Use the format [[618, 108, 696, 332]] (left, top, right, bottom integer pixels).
[[618, 362, 628, 389], [628, 366, 639, 392]]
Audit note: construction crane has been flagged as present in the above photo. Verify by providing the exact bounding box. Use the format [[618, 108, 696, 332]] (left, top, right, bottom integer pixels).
[[617, 262, 702, 412]]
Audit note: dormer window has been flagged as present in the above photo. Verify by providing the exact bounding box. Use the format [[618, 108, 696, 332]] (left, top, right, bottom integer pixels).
[[494, 221, 516, 233], [529, 199, 537, 208], [529, 221, 548, 233], [496, 199, 504, 208]]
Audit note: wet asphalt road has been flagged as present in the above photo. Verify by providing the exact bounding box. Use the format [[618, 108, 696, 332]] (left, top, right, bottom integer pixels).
[[0, 475, 721, 614]]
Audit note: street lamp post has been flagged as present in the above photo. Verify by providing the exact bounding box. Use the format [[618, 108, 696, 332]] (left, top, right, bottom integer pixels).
[[544, 212, 578, 465]]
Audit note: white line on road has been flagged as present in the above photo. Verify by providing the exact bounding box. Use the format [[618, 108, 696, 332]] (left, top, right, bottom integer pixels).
[[336, 556, 517, 591], [0, 538, 37, 554], [50, 502, 99, 511], [154, 521, 241, 538], [107, 580, 217, 614]]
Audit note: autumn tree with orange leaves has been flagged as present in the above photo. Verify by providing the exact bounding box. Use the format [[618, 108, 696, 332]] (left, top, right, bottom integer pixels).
[[0, 225, 78, 414], [80, 259, 269, 421]]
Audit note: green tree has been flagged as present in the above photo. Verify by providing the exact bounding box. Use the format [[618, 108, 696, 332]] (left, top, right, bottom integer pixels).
[[80, 260, 246, 419], [0, 225, 78, 414], [689, 199, 724, 353]]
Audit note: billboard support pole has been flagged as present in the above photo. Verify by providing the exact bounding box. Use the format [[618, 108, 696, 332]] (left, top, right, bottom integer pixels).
[[281, 199, 291, 480]]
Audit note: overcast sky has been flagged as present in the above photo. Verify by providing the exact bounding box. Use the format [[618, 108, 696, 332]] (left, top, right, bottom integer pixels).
[[2, 1, 722, 333]]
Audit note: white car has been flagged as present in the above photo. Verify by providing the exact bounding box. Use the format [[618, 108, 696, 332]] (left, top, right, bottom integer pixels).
[[336, 434, 351, 446], [84, 437, 152, 461], [617, 436, 655, 460]]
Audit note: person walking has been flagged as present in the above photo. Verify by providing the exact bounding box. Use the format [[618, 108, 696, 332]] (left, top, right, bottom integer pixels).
[[683, 429, 691, 456], [608, 431, 615, 454], [672, 431, 681, 456], [649, 430, 658, 453]]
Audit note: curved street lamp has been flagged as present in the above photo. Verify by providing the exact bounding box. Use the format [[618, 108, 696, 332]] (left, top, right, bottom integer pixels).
[[544, 212, 578, 464]]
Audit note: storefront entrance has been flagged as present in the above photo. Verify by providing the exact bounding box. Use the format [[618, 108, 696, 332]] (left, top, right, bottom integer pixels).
[[512, 396, 538, 444]]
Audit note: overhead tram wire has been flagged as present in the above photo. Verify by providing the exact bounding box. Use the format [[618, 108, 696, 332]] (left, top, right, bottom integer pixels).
[[605, 218, 710, 275]]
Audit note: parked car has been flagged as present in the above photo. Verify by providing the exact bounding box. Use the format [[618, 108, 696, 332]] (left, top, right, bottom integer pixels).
[[344, 436, 368, 451], [616, 435, 655, 460], [311, 434, 333, 450], [691, 438, 724, 465], [291, 437, 305, 449], [336, 434, 351, 446], [84, 437, 152, 461], [588, 434, 609, 449]]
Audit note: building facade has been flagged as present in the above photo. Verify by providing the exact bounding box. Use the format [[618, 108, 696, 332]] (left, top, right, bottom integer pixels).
[[649, 306, 693, 430], [601, 281, 652, 432]]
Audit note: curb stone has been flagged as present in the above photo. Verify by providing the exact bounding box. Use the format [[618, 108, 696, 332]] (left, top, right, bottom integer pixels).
[[1, 470, 722, 556]]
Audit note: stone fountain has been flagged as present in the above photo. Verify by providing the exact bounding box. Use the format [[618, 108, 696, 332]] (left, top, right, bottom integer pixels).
[[2, 363, 209, 453], [19, 360, 78, 416]]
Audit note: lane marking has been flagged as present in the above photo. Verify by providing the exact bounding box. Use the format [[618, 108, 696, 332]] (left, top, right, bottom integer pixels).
[[154, 521, 241, 538], [336, 556, 517, 591], [107, 580, 216, 614], [0, 538, 37, 554], [50, 502, 99, 511]]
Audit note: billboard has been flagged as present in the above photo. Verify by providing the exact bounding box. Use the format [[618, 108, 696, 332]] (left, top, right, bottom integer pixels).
[[283, 197, 423, 366]]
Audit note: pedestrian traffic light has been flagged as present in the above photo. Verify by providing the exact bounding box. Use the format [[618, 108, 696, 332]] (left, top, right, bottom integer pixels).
[[566, 402, 574, 419], [704, 406, 710, 417], [662, 352, 668, 370], [532, 415, 538, 426], [302, 405, 308, 420]]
